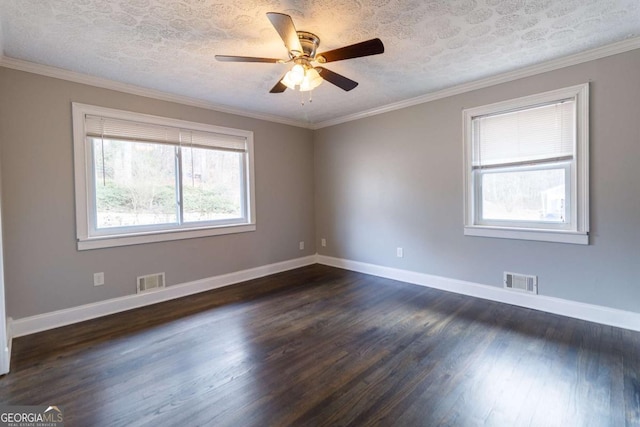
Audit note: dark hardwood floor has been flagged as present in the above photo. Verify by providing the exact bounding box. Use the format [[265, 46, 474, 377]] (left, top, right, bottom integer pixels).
[[2, 264, 639, 426]]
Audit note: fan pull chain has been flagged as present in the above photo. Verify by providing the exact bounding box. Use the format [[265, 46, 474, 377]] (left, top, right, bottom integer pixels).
[[299, 91, 314, 106]]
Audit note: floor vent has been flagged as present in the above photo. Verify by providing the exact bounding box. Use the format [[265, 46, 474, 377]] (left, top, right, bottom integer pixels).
[[504, 272, 538, 294], [137, 272, 165, 294]]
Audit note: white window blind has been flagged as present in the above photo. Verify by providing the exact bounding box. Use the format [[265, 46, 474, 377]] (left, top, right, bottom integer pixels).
[[472, 99, 575, 168], [85, 115, 247, 152]]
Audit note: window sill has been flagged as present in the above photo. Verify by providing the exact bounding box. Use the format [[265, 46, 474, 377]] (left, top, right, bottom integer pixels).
[[464, 226, 588, 245], [77, 223, 256, 250]]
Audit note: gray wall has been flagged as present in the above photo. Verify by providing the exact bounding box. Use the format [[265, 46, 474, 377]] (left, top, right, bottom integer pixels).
[[2, 48, 639, 321], [0, 68, 316, 319], [315, 49, 640, 313]]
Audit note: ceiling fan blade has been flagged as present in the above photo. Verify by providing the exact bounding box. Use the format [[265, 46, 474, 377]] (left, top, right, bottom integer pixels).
[[270, 75, 288, 93], [316, 38, 384, 63], [266, 12, 303, 55], [315, 67, 358, 91], [215, 55, 281, 63]]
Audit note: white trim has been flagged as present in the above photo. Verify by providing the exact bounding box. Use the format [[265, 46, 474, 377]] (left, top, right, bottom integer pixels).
[[0, 167, 9, 375], [2, 38, 639, 130], [464, 226, 588, 245], [462, 83, 589, 245], [576, 82, 590, 234], [0, 56, 311, 129], [72, 103, 257, 250], [10, 254, 640, 338], [0, 17, 4, 58], [311, 37, 640, 129], [0, 324, 6, 376], [316, 255, 640, 332], [11, 255, 317, 337], [78, 223, 257, 250], [3, 318, 12, 376]]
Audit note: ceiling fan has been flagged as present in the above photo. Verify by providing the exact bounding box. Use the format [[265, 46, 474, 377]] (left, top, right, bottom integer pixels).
[[215, 12, 384, 94]]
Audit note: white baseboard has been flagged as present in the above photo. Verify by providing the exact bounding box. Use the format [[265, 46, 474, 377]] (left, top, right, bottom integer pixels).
[[317, 255, 640, 332], [11, 255, 317, 338], [11, 253, 640, 339]]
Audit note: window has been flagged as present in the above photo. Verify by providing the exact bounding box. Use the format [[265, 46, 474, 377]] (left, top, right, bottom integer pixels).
[[463, 84, 589, 244], [72, 103, 255, 250]]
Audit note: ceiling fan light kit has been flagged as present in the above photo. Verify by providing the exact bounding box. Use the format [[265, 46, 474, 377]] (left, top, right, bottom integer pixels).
[[215, 12, 384, 102], [281, 64, 323, 92]]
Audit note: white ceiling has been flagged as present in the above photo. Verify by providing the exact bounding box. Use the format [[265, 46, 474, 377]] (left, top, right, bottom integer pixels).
[[1, 0, 639, 127]]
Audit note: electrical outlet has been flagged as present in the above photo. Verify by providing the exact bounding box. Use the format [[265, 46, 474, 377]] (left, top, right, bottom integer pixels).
[[93, 272, 104, 287], [299, 241, 305, 250], [396, 247, 404, 258], [321, 238, 326, 247]]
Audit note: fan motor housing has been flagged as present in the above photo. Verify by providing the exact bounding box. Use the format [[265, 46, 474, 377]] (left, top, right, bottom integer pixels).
[[296, 31, 320, 59]]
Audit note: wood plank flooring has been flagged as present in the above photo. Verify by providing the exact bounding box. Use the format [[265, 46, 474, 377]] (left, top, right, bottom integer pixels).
[[2, 264, 639, 426]]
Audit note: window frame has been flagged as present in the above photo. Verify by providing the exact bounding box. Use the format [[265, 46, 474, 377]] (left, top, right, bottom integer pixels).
[[462, 84, 589, 245], [72, 103, 256, 250]]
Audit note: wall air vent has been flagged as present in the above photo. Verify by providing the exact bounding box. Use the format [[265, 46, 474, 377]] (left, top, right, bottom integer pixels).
[[137, 272, 165, 294], [504, 272, 538, 294]]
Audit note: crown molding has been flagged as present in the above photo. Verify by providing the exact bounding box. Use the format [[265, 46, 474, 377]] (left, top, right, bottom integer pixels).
[[2, 36, 640, 130], [311, 36, 640, 129], [0, 56, 312, 129]]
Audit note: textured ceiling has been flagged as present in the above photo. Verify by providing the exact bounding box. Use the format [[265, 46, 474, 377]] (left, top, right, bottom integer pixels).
[[1, 0, 639, 126]]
